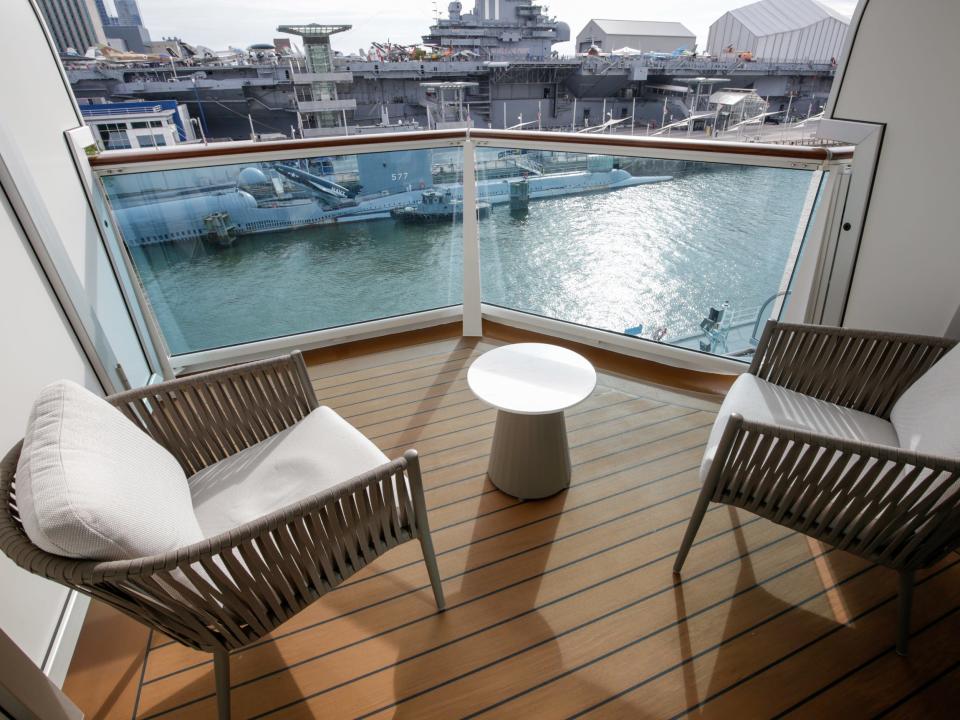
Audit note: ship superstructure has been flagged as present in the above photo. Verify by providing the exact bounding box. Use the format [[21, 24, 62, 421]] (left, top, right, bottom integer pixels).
[[66, 1, 839, 139], [422, 2, 570, 61]]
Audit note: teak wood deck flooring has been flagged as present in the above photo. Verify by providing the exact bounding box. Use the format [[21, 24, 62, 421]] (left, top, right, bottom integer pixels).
[[63, 336, 960, 719]]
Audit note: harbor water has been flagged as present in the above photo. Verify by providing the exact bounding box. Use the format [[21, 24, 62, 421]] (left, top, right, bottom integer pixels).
[[127, 163, 817, 357]]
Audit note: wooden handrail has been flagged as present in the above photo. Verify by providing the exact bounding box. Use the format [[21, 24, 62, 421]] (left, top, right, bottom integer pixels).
[[470, 128, 855, 162], [88, 129, 465, 167], [88, 127, 854, 169]]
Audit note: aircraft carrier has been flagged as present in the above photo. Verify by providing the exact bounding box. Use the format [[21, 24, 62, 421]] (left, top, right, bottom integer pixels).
[[66, 1, 838, 141]]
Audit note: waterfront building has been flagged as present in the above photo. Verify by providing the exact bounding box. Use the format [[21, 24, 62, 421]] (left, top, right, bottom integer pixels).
[[101, 23, 151, 53], [94, 0, 113, 25], [94, 0, 151, 52], [36, 0, 105, 54], [575, 19, 697, 54], [79, 99, 195, 149], [113, 0, 142, 26], [277, 23, 357, 135], [95, 0, 142, 26], [707, 0, 849, 64]]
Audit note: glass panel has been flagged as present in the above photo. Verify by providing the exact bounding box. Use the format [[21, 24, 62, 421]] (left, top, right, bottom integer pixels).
[[100, 147, 463, 355], [475, 147, 822, 359]]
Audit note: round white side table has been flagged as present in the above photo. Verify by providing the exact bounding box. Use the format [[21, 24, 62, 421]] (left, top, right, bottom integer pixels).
[[467, 343, 597, 499]]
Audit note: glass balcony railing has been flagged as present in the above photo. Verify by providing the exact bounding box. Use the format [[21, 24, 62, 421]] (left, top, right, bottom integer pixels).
[[90, 130, 852, 372], [98, 146, 464, 355], [474, 148, 823, 357]]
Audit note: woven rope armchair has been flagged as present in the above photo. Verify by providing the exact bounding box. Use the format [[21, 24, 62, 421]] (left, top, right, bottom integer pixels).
[[0, 352, 444, 719], [674, 321, 960, 655]]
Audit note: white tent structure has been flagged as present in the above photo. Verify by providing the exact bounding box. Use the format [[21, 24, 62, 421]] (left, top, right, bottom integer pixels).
[[576, 20, 696, 54], [706, 0, 849, 64]]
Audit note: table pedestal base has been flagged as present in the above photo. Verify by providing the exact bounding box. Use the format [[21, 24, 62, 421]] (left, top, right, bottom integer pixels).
[[487, 410, 571, 499]]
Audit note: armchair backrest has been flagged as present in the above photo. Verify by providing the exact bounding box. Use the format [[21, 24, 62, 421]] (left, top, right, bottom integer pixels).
[[109, 352, 318, 476], [750, 321, 957, 419]]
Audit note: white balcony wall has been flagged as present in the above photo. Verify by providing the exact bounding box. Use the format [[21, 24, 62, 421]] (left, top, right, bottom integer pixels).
[[0, 189, 94, 679], [0, 0, 153, 680], [829, 0, 960, 336]]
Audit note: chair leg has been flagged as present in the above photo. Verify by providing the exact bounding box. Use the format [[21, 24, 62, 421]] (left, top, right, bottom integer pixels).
[[405, 449, 445, 611], [673, 488, 712, 574], [214, 648, 231, 720], [897, 570, 915, 656], [420, 533, 446, 611]]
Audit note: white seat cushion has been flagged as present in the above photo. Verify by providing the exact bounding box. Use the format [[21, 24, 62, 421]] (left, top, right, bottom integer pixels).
[[188, 406, 391, 538], [701, 374, 899, 483], [16, 380, 204, 560], [890, 343, 960, 457]]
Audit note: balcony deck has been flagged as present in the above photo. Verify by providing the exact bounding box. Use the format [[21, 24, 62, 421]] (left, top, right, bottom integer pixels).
[[62, 333, 960, 719]]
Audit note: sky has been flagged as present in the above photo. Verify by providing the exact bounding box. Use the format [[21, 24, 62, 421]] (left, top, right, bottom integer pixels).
[[136, 0, 859, 57]]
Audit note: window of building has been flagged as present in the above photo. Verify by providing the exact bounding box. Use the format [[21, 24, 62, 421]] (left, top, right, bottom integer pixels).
[[96, 122, 132, 150]]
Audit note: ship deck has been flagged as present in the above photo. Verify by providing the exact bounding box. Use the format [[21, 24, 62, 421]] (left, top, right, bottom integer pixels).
[[62, 330, 960, 719]]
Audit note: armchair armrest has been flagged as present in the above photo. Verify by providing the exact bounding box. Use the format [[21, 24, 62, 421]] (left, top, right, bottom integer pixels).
[[749, 321, 956, 418], [109, 352, 319, 475], [707, 413, 960, 571]]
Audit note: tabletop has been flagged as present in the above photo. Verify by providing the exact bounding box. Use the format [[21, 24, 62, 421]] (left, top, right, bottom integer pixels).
[[467, 343, 597, 415]]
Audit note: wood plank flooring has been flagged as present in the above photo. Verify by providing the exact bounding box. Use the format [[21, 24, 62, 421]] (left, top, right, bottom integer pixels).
[[63, 337, 960, 719]]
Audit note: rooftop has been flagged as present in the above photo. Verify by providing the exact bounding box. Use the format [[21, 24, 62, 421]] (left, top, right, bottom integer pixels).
[[587, 19, 696, 38], [724, 0, 850, 37], [276, 24, 352, 38]]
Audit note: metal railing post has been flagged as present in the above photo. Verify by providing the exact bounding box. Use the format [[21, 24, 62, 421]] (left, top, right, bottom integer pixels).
[[461, 136, 482, 336]]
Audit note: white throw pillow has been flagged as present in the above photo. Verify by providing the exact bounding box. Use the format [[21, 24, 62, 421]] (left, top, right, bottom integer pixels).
[[890, 344, 960, 457], [16, 380, 204, 560]]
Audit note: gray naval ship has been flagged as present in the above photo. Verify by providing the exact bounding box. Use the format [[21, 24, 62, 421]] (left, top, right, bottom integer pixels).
[[67, 1, 838, 140]]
